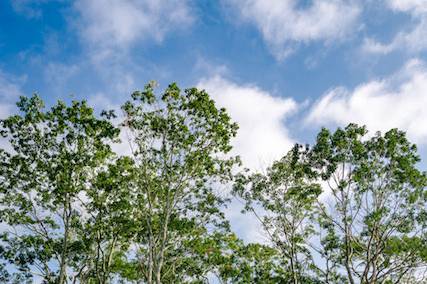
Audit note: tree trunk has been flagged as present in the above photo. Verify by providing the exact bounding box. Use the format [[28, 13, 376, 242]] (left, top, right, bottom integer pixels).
[[59, 198, 71, 284]]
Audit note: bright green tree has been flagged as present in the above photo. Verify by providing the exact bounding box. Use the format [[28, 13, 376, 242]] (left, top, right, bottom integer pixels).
[[77, 156, 137, 283], [309, 124, 427, 283], [2, 89, 426, 284], [119, 82, 239, 283], [214, 235, 289, 283], [233, 144, 322, 284], [0, 95, 119, 283]]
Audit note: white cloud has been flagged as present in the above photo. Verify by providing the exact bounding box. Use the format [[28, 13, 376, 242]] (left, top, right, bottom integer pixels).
[[74, 0, 193, 50], [73, 0, 193, 99], [362, 37, 396, 54], [198, 75, 297, 170], [0, 71, 25, 154], [225, 0, 361, 59], [198, 75, 299, 243], [362, 20, 427, 55], [363, 0, 427, 54], [0, 71, 25, 119], [387, 0, 427, 15], [307, 59, 427, 144]]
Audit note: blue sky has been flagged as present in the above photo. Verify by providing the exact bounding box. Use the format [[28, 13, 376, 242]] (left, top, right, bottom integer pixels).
[[1, 0, 427, 240]]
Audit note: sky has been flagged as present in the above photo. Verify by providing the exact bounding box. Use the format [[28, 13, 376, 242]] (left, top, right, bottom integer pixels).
[[1, 0, 427, 242]]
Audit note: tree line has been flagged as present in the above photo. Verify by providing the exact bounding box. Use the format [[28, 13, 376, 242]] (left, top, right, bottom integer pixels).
[[0, 82, 426, 283]]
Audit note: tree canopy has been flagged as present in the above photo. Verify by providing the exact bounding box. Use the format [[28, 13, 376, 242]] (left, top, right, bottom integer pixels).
[[0, 83, 425, 283]]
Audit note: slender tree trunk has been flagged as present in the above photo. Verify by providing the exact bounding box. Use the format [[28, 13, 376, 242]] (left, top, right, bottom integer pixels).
[[155, 208, 171, 284], [325, 257, 330, 284], [290, 229, 299, 284], [341, 187, 355, 284], [291, 259, 299, 284], [59, 198, 71, 284], [143, 227, 154, 284]]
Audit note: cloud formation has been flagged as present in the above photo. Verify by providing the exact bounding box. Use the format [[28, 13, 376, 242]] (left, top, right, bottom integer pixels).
[[198, 75, 299, 243], [307, 59, 427, 144], [0, 71, 24, 119], [225, 0, 361, 59], [72, 0, 194, 102], [74, 0, 193, 50], [363, 0, 427, 54], [387, 0, 427, 14], [198, 75, 297, 170]]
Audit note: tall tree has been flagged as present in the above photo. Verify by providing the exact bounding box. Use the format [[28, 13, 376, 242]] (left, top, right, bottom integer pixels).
[[0, 95, 119, 283], [120, 82, 239, 283], [309, 124, 427, 283], [234, 144, 322, 283], [77, 156, 136, 283]]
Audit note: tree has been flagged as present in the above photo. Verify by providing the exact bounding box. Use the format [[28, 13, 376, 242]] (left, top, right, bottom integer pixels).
[[0, 95, 119, 283], [233, 124, 427, 283], [215, 235, 289, 284], [233, 144, 322, 284], [77, 156, 136, 283], [119, 82, 239, 283], [2, 89, 426, 284], [309, 124, 427, 283]]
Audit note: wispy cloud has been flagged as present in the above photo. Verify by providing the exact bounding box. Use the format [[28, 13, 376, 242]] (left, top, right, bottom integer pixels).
[[0, 70, 25, 119], [225, 0, 361, 60], [71, 0, 195, 100], [74, 0, 193, 51], [363, 0, 427, 55]]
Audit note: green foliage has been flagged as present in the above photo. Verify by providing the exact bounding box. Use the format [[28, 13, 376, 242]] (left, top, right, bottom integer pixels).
[[0, 86, 426, 284], [309, 123, 427, 283], [0, 95, 119, 283], [233, 144, 322, 283], [117, 82, 240, 283]]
